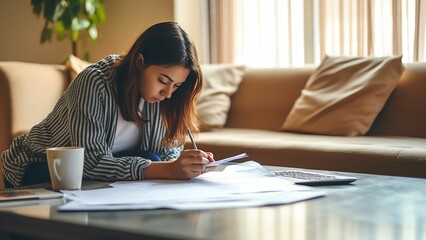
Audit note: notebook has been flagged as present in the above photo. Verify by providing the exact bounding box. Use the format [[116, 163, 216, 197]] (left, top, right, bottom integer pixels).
[[0, 188, 63, 202]]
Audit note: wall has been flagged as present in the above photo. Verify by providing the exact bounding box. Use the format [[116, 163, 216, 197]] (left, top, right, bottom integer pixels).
[[0, 0, 174, 64], [174, 0, 209, 63]]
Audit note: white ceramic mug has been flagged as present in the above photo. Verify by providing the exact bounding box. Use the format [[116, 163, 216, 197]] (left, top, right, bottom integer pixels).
[[46, 147, 84, 190]]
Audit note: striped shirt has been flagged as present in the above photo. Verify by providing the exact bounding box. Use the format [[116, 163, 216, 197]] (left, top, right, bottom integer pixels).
[[1, 55, 182, 187]]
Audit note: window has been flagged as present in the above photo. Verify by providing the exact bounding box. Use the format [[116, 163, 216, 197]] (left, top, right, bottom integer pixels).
[[208, 0, 426, 67]]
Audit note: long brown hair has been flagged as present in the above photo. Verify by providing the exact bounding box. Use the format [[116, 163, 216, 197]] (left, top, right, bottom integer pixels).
[[112, 22, 202, 147]]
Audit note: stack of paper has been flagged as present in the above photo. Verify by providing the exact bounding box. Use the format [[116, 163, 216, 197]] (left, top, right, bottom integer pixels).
[[59, 161, 324, 211]]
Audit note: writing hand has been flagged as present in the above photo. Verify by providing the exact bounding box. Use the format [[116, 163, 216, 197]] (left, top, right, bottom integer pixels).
[[203, 152, 216, 174], [170, 149, 214, 179]]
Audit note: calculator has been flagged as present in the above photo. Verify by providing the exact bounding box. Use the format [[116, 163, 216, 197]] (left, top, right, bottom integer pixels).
[[274, 170, 357, 186]]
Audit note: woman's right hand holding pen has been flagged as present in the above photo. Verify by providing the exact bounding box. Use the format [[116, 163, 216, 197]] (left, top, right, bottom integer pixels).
[[175, 127, 216, 178], [143, 149, 216, 180], [144, 128, 216, 179], [169, 149, 216, 179]]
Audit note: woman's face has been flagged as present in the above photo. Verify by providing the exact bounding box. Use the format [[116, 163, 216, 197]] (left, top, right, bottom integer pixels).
[[137, 56, 190, 103]]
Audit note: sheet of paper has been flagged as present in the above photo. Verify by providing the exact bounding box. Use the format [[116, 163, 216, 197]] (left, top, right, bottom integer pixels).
[[64, 172, 310, 206], [59, 191, 324, 211], [59, 161, 325, 211], [222, 160, 277, 177], [206, 153, 249, 167]]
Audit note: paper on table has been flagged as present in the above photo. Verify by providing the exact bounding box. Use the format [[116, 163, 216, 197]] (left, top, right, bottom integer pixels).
[[59, 191, 324, 211], [64, 172, 310, 206], [206, 153, 249, 167], [59, 161, 325, 211], [223, 160, 276, 177]]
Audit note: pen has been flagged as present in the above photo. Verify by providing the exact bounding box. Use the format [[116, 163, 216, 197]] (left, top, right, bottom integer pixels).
[[187, 128, 198, 149]]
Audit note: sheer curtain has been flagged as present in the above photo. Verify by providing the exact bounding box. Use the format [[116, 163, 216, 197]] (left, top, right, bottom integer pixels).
[[209, 0, 426, 66], [208, 0, 238, 63], [319, 0, 426, 63], [209, 0, 309, 66]]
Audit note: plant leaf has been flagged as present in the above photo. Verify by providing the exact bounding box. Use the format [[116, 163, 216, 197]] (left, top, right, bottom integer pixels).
[[55, 21, 67, 41], [40, 25, 52, 43], [43, 0, 56, 22], [31, 0, 43, 16], [71, 30, 79, 42], [53, 3, 66, 21], [85, 0, 95, 15], [69, 0, 81, 16], [88, 26, 98, 40], [72, 18, 90, 31], [95, 4, 107, 23], [61, 10, 72, 29]]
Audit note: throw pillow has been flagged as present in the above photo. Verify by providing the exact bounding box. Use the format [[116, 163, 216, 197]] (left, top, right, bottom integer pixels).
[[281, 55, 404, 136], [65, 55, 92, 81], [197, 64, 245, 131]]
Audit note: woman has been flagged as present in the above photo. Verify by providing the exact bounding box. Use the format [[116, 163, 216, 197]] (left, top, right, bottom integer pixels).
[[2, 21, 215, 187]]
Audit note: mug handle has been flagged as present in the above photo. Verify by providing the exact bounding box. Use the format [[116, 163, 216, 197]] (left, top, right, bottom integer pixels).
[[53, 159, 62, 182]]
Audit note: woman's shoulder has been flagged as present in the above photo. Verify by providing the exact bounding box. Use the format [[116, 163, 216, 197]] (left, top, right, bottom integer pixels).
[[87, 54, 120, 75], [68, 56, 117, 94], [75, 55, 120, 84], [94, 54, 121, 69]]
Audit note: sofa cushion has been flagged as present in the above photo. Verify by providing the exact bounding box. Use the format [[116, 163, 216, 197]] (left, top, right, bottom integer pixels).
[[65, 55, 92, 80], [281, 55, 404, 136], [0, 62, 69, 152], [225, 67, 313, 131], [368, 62, 426, 138], [197, 64, 245, 131], [187, 128, 426, 178]]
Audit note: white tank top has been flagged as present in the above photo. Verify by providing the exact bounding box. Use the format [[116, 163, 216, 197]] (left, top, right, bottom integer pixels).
[[112, 98, 145, 154]]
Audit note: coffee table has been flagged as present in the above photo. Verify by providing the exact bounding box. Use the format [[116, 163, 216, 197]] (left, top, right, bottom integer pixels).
[[0, 166, 425, 240]]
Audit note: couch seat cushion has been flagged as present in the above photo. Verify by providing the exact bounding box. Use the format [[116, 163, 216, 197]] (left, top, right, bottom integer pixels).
[[188, 128, 426, 177]]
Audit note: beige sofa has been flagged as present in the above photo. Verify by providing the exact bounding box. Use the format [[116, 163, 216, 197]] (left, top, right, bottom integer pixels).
[[187, 63, 426, 178], [1, 61, 425, 187]]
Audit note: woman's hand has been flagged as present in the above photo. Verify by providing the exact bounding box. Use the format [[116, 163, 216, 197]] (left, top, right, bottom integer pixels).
[[143, 150, 216, 180], [203, 152, 216, 174], [169, 149, 216, 179]]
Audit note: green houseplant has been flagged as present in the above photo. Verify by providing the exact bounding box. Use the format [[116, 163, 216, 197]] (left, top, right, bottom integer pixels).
[[31, 0, 106, 59]]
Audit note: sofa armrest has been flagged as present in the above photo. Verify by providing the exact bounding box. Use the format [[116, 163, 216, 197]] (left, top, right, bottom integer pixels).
[[0, 61, 70, 153]]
